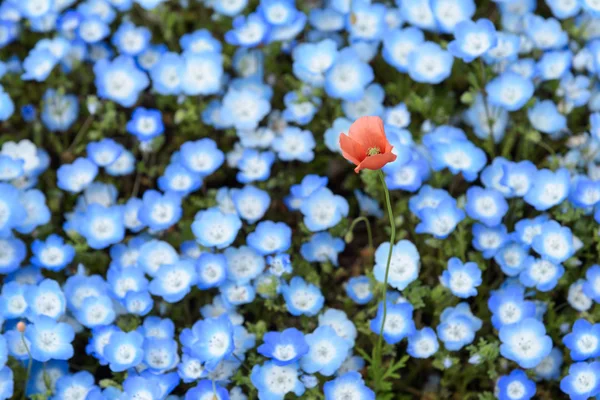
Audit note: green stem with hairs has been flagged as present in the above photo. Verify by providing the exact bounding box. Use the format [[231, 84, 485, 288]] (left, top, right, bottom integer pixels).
[[346, 216, 374, 252], [21, 332, 32, 400], [371, 170, 396, 392]]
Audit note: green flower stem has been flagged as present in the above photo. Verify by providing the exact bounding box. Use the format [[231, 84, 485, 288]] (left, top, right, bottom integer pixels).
[[346, 216, 374, 252], [372, 170, 396, 391], [21, 332, 32, 400]]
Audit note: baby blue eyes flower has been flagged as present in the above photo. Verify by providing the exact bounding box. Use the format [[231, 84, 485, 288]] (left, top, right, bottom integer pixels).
[[231, 185, 271, 224], [531, 220, 574, 264], [300, 187, 349, 232], [499, 318, 553, 369], [196, 253, 228, 289], [192, 208, 242, 249], [272, 127, 316, 162], [523, 168, 570, 211], [149, 260, 198, 303], [300, 232, 345, 267], [251, 361, 305, 400], [563, 319, 600, 362], [325, 47, 374, 101], [407, 327, 439, 359], [440, 258, 482, 299], [25, 278, 66, 320], [428, 137, 487, 182], [301, 325, 351, 376], [497, 370, 536, 400], [345, 276, 373, 305], [437, 314, 476, 351], [324, 371, 375, 400], [486, 71, 534, 111], [179, 138, 225, 177], [519, 257, 564, 292], [258, 327, 309, 366], [370, 301, 416, 345], [465, 186, 509, 227], [78, 204, 125, 250], [104, 330, 144, 372], [75, 295, 116, 328], [407, 42, 454, 84], [374, 240, 420, 290], [186, 380, 229, 400], [292, 39, 338, 87], [236, 149, 276, 184], [247, 221, 292, 255], [94, 55, 149, 107], [488, 286, 536, 329], [26, 316, 75, 362], [448, 19, 497, 62], [186, 315, 234, 371], [560, 361, 600, 400], [415, 199, 465, 239], [383, 27, 425, 73], [138, 190, 182, 231], [281, 277, 324, 317], [56, 157, 98, 193], [527, 100, 567, 135], [126, 107, 164, 142]]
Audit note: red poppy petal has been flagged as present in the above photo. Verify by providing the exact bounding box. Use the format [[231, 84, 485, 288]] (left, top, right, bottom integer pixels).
[[354, 152, 397, 172], [339, 133, 366, 166], [348, 116, 387, 151]]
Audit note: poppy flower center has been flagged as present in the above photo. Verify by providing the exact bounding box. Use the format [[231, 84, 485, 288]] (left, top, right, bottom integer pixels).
[[367, 147, 381, 156]]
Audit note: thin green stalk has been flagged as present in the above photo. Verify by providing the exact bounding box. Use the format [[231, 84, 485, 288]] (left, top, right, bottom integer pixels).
[[372, 170, 396, 392], [346, 216, 374, 251], [21, 332, 32, 400]]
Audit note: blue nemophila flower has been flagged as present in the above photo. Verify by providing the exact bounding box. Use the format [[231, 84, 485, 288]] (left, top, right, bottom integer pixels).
[[429, 138, 487, 182], [158, 162, 203, 196], [136, 240, 177, 276], [471, 223, 508, 259], [0, 236, 26, 274], [583, 265, 600, 303], [187, 315, 234, 371], [525, 14, 568, 50], [180, 29, 222, 54], [94, 55, 149, 107], [407, 327, 439, 359], [292, 39, 338, 87], [138, 190, 182, 232], [107, 265, 148, 300], [266, 253, 292, 276], [448, 19, 497, 62], [63, 273, 109, 312], [77, 16, 110, 43], [325, 47, 374, 101], [272, 127, 316, 162], [319, 309, 357, 347], [196, 253, 228, 289], [139, 316, 176, 339], [537, 50, 572, 82], [342, 82, 384, 119], [40, 89, 79, 132], [409, 185, 453, 215], [300, 232, 345, 266], [247, 221, 292, 255], [464, 94, 508, 143], [374, 240, 420, 290], [124, 290, 153, 316], [87, 138, 123, 168], [527, 100, 567, 135], [26, 316, 75, 362], [30, 234, 74, 272], [563, 319, 600, 362], [220, 281, 256, 307], [78, 204, 125, 249], [0, 281, 28, 319], [282, 92, 321, 125], [494, 241, 529, 277], [26, 278, 66, 320], [258, 328, 309, 366], [497, 370, 536, 400], [178, 353, 206, 383], [251, 361, 304, 400], [570, 176, 600, 209], [513, 215, 548, 247], [486, 71, 534, 111], [382, 27, 425, 73], [185, 379, 228, 400], [119, 376, 162, 400], [370, 301, 416, 345], [560, 361, 600, 400], [499, 318, 553, 369], [224, 246, 265, 284], [465, 186, 509, 227], [0, 155, 23, 181], [15, 189, 50, 235], [286, 174, 328, 210], [104, 330, 144, 372], [407, 42, 453, 84], [225, 12, 270, 47], [75, 295, 116, 328], [149, 52, 183, 95], [26, 360, 69, 398], [382, 148, 430, 192], [301, 325, 351, 376], [437, 313, 476, 351], [86, 326, 119, 365], [53, 371, 96, 400], [569, 279, 593, 312], [221, 88, 271, 131], [22, 48, 58, 82], [237, 149, 276, 184], [415, 199, 465, 239], [231, 185, 270, 224], [181, 51, 223, 96], [488, 286, 536, 329], [281, 277, 324, 317], [347, 1, 385, 41], [531, 220, 574, 264], [519, 257, 564, 292], [179, 138, 224, 177], [56, 157, 98, 193], [112, 22, 151, 56], [440, 258, 482, 298], [126, 107, 164, 142], [431, 0, 475, 32], [300, 187, 349, 232], [546, 0, 581, 18], [142, 337, 178, 373], [324, 371, 375, 400], [192, 207, 242, 249], [398, 0, 436, 30], [346, 276, 373, 305], [149, 260, 197, 303]]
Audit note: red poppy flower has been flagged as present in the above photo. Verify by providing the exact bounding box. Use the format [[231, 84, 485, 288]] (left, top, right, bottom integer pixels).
[[339, 116, 397, 173]]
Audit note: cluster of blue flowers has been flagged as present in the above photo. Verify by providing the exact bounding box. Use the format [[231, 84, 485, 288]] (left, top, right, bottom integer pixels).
[[3, 0, 600, 398]]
